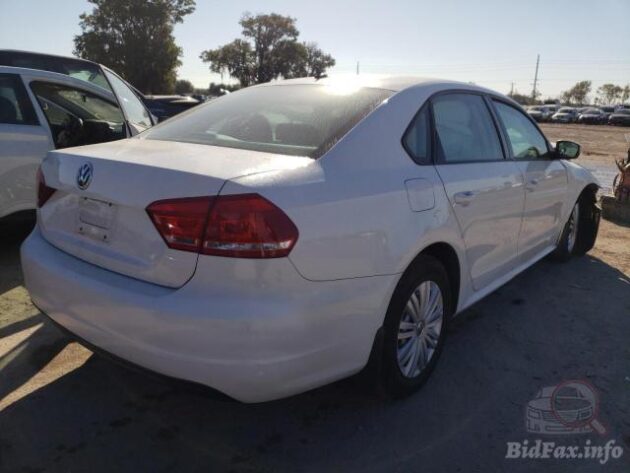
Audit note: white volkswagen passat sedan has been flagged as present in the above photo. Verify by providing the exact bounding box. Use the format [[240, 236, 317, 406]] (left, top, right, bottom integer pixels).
[[21, 77, 600, 402]]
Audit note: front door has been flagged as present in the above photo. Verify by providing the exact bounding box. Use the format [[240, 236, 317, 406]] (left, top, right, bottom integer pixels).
[[432, 92, 525, 291], [490, 100, 568, 263]]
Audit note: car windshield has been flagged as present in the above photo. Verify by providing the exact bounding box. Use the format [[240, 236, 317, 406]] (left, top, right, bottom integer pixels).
[[143, 84, 392, 158], [558, 108, 573, 113], [616, 109, 630, 115], [583, 109, 600, 114]]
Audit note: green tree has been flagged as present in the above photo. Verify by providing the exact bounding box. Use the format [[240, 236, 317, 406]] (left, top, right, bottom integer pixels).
[[200, 13, 335, 87], [596, 83, 623, 104], [561, 80, 592, 105], [74, 0, 196, 94], [175, 79, 194, 94]]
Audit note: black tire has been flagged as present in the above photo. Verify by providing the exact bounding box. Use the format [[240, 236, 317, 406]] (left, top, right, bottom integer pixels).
[[574, 191, 601, 256], [377, 255, 453, 399], [551, 191, 600, 262]]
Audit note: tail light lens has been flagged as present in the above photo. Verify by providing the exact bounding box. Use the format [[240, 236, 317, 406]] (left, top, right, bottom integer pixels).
[[36, 166, 56, 208], [146, 194, 298, 258], [202, 194, 298, 258], [146, 197, 213, 252]]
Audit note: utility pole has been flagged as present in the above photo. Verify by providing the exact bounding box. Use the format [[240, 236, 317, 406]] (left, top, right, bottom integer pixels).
[[509, 82, 514, 97], [356, 61, 360, 75], [531, 54, 540, 101]]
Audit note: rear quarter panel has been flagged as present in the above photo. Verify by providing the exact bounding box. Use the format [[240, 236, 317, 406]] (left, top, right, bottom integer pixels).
[[223, 84, 470, 299]]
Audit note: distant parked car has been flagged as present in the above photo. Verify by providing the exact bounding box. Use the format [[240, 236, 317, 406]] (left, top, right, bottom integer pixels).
[[551, 107, 578, 123], [0, 50, 156, 132], [0, 51, 154, 220], [144, 95, 201, 122], [600, 106, 616, 120], [577, 108, 606, 125], [608, 109, 630, 126], [527, 105, 553, 122]]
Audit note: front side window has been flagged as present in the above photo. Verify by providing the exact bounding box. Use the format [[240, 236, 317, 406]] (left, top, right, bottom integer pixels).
[[30, 81, 125, 149], [432, 93, 503, 163], [144, 85, 392, 158], [0, 74, 38, 125], [493, 101, 548, 159], [104, 70, 152, 130]]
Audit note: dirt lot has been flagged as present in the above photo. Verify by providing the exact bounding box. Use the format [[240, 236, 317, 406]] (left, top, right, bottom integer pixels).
[[540, 123, 630, 165], [1, 123, 629, 472]]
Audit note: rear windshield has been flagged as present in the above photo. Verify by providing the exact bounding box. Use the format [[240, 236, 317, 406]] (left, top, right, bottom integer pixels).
[[143, 84, 392, 158], [558, 108, 574, 113]]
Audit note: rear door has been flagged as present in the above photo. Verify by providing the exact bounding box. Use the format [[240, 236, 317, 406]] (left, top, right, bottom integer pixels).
[[0, 71, 53, 217], [432, 92, 525, 291], [490, 99, 568, 262]]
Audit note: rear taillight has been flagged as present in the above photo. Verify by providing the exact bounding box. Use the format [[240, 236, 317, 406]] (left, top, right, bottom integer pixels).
[[146, 197, 213, 252], [146, 194, 298, 258], [36, 166, 56, 208]]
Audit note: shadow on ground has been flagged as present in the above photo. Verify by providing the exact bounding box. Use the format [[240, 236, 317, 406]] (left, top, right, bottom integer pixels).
[[1, 226, 629, 472]]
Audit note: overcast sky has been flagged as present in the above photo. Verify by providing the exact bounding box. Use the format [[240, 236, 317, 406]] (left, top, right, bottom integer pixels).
[[1, 0, 629, 98]]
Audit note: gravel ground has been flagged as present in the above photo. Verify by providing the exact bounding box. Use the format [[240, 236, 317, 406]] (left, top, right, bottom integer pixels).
[[1, 123, 629, 472], [540, 123, 630, 165]]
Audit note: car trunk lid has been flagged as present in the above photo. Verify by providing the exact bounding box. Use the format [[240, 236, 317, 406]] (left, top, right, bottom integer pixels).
[[38, 138, 311, 287]]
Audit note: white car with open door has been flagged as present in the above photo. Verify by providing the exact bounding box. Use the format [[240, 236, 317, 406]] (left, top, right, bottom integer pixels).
[[21, 77, 600, 402], [0, 54, 153, 220]]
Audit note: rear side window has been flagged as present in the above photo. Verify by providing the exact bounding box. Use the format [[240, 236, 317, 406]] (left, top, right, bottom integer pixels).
[[144, 85, 392, 158], [432, 93, 504, 163], [492, 101, 548, 159], [0, 74, 38, 125], [403, 105, 431, 164]]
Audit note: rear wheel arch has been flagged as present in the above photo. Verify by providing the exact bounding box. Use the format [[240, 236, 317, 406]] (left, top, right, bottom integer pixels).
[[403, 242, 461, 314]]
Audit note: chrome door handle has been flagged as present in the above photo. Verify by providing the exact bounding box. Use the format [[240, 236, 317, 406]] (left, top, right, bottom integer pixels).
[[454, 191, 476, 206]]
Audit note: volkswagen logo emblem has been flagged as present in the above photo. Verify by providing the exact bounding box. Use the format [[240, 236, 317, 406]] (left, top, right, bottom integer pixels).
[[76, 163, 93, 190]]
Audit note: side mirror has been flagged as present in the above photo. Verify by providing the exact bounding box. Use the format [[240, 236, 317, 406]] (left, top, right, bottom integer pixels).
[[555, 140, 581, 160]]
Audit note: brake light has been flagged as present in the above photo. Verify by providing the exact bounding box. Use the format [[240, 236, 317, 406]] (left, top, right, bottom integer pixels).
[[202, 194, 298, 258], [146, 194, 298, 258], [36, 166, 56, 208], [146, 197, 213, 252]]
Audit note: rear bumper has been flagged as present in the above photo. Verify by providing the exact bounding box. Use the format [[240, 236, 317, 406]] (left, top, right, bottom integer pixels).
[[21, 227, 396, 402]]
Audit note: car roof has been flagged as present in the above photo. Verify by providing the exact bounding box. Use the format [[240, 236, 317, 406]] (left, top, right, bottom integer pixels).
[[260, 75, 509, 96], [0, 65, 117, 102], [0, 49, 101, 67]]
